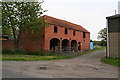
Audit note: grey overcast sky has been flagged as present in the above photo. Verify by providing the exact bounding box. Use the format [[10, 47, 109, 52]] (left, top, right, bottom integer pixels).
[[42, 0, 119, 40]]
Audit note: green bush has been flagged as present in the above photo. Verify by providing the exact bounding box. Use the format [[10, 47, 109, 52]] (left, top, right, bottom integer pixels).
[[2, 49, 38, 55], [101, 57, 120, 66], [2, 47, 105, 57], [2, 49, 12, 54], [2, 49, 60, 56]]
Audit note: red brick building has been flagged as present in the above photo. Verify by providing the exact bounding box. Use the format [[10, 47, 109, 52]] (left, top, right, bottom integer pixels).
[[3, 15, 90, 53]]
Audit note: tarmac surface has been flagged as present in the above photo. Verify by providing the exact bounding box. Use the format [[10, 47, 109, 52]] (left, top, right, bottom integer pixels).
[[2, 50, 119, 78]]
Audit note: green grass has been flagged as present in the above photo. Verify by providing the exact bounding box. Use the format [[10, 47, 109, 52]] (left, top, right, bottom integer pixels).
[[2, 47, 105, 61], [2, 49, 70, 61], [93, 47, 106, 50], [2, 54, 70, 61], [81, 47, 105, 55], [101, 57, 120, 66]]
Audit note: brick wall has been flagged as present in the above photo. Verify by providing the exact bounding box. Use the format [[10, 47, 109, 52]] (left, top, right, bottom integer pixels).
[[44, 24, 90, 51], [2, 25, 90, 52], [2, 32, 44, 52], [2, 40, 14, 50], [20, 31, 44, 52]]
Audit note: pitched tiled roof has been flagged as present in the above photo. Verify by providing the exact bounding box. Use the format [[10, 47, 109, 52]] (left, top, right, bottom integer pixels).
[[42, 15, 90, 33]]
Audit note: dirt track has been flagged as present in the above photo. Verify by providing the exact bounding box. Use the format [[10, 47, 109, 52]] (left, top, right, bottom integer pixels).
[[2, 50, 119, 78]]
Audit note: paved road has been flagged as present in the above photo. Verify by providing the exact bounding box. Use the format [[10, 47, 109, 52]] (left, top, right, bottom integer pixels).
[[2, 50, 119, 78]]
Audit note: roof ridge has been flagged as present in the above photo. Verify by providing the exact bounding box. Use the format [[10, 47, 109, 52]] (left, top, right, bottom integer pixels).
[[44, 15, 82, 26]]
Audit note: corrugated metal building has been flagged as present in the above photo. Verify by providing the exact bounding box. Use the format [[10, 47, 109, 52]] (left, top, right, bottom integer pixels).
[[106, 14, 120, 57]]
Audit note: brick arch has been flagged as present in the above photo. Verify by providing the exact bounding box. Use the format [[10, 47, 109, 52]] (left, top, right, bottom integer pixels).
[[71, 40, 77, 52], [62, 39, 70, 52], [50, 38, 60, 50]]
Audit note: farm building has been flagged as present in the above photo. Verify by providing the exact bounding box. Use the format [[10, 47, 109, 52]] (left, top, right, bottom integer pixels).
[[106, 14, 120, 57], [2, 15, 90, 53]]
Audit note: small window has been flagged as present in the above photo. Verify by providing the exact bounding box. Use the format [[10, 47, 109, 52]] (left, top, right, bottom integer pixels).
[[83, 32, 86, 38], [73, 30, 75, 36], [65, 28, 68, 34], [54, 26, 57, 33]]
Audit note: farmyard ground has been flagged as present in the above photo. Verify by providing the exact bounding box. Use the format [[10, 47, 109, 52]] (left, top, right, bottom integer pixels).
[[2, 50, 119, 78]]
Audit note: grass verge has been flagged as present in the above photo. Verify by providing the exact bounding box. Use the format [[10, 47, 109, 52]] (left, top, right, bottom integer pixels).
[[2, 47, 105, 61], [81, 47, 105, 55], [101, 57, 120, 66], [2, 54, 70, 61]]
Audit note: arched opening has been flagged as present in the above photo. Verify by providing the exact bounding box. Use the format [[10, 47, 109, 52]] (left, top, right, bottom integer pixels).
[[62, 39, 69, 52], [50, 38, 60, 51], [71, 40, 77, 52]]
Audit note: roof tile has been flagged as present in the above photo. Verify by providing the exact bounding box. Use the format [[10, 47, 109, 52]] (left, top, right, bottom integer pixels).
[[42, 15, 90, 33]]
